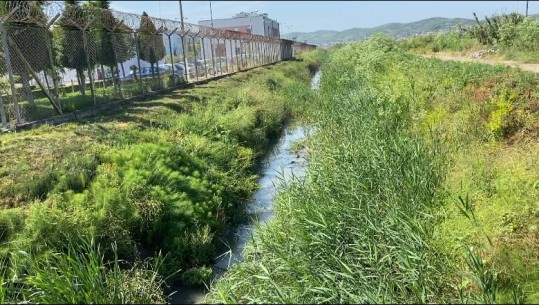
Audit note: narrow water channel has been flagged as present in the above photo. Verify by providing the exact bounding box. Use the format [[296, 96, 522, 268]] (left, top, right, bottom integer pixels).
[[169, 71, 320, 304]]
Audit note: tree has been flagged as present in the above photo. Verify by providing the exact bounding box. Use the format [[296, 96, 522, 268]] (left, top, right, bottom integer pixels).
[[137, 11, 165, 79], [1, 1, 51, 106], [87, 1, 135, 86], [87, 0, 120, 95], [112, 23, 136, 78], [55, 0, 98, 96]]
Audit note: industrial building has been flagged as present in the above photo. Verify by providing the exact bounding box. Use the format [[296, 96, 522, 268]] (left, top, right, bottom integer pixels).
[[199, 11, 280, 38]]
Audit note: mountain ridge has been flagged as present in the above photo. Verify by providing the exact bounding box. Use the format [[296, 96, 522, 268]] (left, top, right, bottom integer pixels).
[[284, 17, 476, 45]]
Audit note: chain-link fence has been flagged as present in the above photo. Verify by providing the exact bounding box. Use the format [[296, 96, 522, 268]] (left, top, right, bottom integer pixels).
[[0, 1, 316, 128]]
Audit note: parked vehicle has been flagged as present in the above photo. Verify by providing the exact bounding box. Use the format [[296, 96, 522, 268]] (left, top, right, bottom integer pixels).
[[173, 62, 196, 79], [162, 64, 186, 79], [122, 65, 184, 83], [203, 58, 226, 75], [190, 61, 208, 77]]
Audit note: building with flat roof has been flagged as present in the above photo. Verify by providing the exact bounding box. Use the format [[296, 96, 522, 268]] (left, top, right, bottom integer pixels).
[[199, 11, 280, 38]]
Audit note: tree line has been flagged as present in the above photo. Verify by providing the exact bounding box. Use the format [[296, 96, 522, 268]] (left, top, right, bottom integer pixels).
[[0, 0, 166, 109]]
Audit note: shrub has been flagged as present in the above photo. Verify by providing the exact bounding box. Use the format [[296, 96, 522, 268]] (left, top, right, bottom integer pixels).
[[181, 266, 213, 286]]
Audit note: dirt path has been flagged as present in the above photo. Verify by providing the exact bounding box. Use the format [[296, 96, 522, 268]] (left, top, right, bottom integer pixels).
[[421, 52, 539, 73]]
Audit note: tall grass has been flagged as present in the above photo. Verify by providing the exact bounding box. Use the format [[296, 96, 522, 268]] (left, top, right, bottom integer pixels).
[[0, 51, 324, 302], [400, 13, 539, 63], [208, 35, 452, 303], [1, 236, 166, 304], [209, 34, 539, 303]]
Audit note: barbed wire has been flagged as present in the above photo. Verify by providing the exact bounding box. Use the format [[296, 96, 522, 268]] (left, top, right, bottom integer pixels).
[[4, 1, 283, 43], [0, 1, 315, 127]]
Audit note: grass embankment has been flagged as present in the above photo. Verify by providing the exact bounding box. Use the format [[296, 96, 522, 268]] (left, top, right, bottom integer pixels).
[[0, 52, 323, 303], [208, 35, 539, 303]]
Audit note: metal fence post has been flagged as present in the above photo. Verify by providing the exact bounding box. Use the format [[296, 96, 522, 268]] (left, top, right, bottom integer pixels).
[[82, 17, 97, 105], [179, 31, 190, 82], [227, 39, 232, 73], [224, 39, 229, 74], [240, 40, 244, 70], [152, 31, 161, 90], [209, 36, 216, 75], [0, 94, 7, 128], [133, 31, 145, 94], [45, 14, 61, 113], [192, 32, 200, 81], [250, 40, 255, 67], [217, 38, 223, 75], [200, 36, 208, 77], [165, 28, 178, 85], [0, 24, 21, 124]]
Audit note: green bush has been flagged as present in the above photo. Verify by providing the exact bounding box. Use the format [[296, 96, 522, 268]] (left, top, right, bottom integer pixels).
[[0, 48, 321, 301], [0, 208, 25, 243], [181, 266, 213, 286], [500, 18, 539, 52]]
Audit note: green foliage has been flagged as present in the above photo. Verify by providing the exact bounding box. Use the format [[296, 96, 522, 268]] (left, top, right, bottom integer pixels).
[[209, 37, 450, 304], [485, 89, 524, 139], [88, 1, 135, 72], [0, 208, 25, 243], [0, 50, 319, 302], [398, 30, 481, 54], [209, 34, 539, 304], [402, 12, 539, 63], [137, 12, 166, 67], [180, 266, 213, 286], [499, 18, 539, 52], [1, 1, 51, 76], [14, 153, 99, 202], [468, 12, 525, 45], [55, 1, 98, 96], [1, 237, 166, 304]]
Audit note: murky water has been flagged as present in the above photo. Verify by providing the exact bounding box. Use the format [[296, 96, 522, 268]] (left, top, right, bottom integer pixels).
[[169, 71, 320, 304], [311, 70, 321, 89], [212, 126, 310, 274]]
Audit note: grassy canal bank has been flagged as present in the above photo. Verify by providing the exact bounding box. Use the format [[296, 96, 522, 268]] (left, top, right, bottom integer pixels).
[[208, 35, 539, 304], [0, 51, 324, 303]]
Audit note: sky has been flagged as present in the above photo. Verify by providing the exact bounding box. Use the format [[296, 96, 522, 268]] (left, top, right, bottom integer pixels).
[[109, 1, 538, 34]]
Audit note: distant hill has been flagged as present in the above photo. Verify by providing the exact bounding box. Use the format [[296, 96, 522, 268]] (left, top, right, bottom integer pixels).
[[284, 17, 476, 45]]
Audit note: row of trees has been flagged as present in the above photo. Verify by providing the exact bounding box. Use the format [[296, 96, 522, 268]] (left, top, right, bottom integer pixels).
[[1, 0, 167, 111]]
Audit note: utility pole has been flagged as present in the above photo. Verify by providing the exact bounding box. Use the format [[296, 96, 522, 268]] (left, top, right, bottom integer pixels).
[[526, 0, 529, 17], [209, 1, 214, 27], [179, 0, 184, 32], [179, 0, 189, 81]]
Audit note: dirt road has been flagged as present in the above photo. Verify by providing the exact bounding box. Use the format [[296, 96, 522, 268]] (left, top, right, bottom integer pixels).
[[421, 52, 539, 73]]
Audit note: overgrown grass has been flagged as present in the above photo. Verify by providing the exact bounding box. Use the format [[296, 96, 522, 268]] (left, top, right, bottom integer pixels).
[[399, 14, 539, 63], [22, 76, 186, 122], [0, 51, 323, 302], [1, 236, 166, 304], [208, 35, 539, 303]]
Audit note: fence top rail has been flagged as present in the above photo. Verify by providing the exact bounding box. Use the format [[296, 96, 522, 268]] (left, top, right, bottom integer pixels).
[[0, 1, 283, 43]]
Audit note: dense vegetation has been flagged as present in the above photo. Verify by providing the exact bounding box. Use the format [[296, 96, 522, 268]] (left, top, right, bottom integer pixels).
[[208, 35, 539, 303], [0, 52, 321, 302], [400, 13, 539, 62]]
